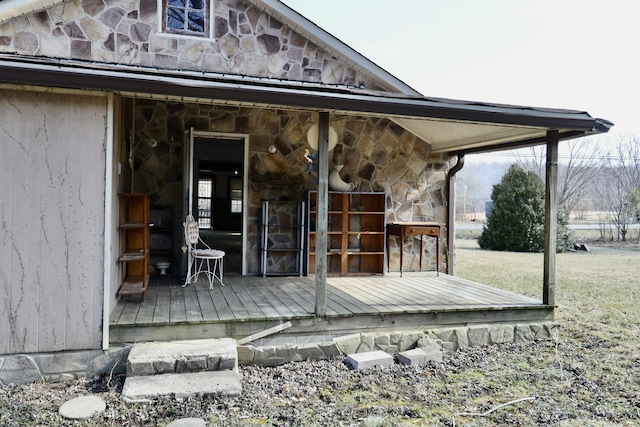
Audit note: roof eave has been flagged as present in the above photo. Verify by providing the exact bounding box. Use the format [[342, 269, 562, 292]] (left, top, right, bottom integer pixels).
[[0, 57, 613, 150]]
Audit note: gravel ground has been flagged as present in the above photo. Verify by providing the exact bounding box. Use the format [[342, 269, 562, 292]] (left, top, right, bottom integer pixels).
[[2, 328, 639, 426]]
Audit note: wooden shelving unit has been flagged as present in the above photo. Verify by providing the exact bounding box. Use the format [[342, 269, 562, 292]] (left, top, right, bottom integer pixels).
[[118, 193, 150, 300], [260, 199, 306, 277], [307, 191, 386, 276]]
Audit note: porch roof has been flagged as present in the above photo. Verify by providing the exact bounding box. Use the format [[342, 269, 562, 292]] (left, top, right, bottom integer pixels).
[[0, 55, 613, 153]]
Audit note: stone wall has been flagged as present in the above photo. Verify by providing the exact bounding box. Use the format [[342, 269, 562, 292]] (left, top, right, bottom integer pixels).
[[238, 322, 559, 367], [0, 322, 556, 384], [132, 100, 449, 274], [0, 0, 393, 91], [0, 347, 130, 385]]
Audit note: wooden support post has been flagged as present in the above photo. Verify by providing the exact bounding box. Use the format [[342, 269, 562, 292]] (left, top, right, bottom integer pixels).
[[446, 155, 465, 275], [543, 130, 558, 306], [314, 112, 329, 316]]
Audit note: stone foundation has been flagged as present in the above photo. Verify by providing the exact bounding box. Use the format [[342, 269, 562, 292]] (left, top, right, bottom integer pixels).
[[0, 322, 557, 385], [238, 322, 558, 366]]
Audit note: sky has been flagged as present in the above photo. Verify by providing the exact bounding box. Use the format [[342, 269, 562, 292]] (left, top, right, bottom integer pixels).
[[282, 0, 638, 139]]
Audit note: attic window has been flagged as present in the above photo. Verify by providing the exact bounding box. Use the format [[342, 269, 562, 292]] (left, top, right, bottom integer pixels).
[[163, 0, 208, 36]]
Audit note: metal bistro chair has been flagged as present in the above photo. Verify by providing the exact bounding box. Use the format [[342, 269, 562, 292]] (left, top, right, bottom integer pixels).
[[183, 215, 225, 289]]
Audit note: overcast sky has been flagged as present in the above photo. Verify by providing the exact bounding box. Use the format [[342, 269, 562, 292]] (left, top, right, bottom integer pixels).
[[282, 0, 638, 138]]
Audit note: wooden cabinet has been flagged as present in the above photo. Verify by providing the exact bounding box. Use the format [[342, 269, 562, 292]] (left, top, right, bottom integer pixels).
[[118, 194, 150, 300], [260, 199, 306, 277], [307, 191, 386, 276]]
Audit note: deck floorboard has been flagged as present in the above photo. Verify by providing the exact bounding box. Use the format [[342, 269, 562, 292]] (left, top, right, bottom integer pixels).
[[110, 273, 550, 343]]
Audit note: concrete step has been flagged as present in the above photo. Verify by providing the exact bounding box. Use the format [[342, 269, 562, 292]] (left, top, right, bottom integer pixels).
[[127, 338, 237, 376], [122, 370, 242, 402], [345, 350, 394, 370]]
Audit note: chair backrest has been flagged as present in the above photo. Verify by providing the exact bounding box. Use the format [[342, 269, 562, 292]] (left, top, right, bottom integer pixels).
[[184, 215, 199, 246]]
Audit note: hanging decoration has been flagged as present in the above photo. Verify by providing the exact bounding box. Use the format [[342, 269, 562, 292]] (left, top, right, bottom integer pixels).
[[306, 124, 338, 151], [329, 164, 356, 191]]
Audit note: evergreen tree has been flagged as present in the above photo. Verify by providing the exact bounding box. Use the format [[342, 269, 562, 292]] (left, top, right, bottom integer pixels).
[[478, 164, 571, 252]]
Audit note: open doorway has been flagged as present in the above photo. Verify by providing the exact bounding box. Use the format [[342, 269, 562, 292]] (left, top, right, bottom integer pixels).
[[190, 136, 245, 275]]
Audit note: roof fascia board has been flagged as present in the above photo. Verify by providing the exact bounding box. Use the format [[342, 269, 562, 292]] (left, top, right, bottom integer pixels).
[[450, 130, 591, 156], [0, 58, 612, 134], [254, 0, 421, 96]]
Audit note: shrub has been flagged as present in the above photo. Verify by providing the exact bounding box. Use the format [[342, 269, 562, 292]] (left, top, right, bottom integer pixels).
[[478, 164, 571, 252]]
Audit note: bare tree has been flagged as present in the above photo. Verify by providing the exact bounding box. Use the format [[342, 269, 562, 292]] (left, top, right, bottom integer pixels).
[[515, 137, 603, 213], [593, 135, 640, 242]]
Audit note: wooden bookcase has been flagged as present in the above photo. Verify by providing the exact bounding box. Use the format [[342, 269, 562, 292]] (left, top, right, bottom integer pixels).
[[260, 199, 306, 277], [307, 191, 386, 276], [118, 193, 150, 301]]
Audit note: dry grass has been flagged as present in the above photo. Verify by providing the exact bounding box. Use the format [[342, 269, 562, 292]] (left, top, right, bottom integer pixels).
[[455, 239, 640, 329], [452, 239, 640, 426]]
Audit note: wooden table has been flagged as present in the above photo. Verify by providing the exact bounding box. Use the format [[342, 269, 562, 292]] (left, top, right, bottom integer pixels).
[[386, 222, 441, 276]]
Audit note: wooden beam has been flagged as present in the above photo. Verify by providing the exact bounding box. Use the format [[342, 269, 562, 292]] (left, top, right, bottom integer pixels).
[[314, 112, 330, 316], [543, 130, 558, 305], [236, 321, 292, 345]]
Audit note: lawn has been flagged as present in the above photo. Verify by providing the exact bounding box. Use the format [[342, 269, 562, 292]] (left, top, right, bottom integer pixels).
[[450, 239, 640, 426]]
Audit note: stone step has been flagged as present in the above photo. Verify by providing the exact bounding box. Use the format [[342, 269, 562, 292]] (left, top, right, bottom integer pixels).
[[127, 338, 237, 376], [122, 370, 242, 402]]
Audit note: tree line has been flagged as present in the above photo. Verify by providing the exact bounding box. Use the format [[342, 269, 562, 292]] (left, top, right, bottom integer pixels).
[[457, 134, 640, 250]]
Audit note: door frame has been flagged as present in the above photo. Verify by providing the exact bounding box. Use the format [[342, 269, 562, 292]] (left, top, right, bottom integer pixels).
[[185, 129, 249, 275]]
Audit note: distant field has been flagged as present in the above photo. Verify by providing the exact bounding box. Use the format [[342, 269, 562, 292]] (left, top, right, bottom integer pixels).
[[456, 224, 640, 243]]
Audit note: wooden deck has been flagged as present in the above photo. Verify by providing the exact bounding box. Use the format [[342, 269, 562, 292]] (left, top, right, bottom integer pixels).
[[109, 273, 553, 344]]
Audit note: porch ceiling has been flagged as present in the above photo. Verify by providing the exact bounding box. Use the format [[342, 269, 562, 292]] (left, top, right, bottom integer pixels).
[[0, 55, 613, 154]]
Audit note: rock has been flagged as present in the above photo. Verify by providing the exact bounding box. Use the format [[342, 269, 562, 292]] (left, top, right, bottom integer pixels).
[[59, 395, 106, 419], [167, 418, 208, 427]]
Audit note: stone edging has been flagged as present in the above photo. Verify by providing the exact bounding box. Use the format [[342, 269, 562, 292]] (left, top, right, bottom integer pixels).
[[238, 322, 558, 366]]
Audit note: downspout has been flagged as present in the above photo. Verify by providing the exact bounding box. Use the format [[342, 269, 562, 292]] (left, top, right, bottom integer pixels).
[[446, 154, 465, 275], [102, 93, 114, 350]]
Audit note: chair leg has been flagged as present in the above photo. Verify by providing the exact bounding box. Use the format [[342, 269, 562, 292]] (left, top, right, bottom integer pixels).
[[218, 256, 224, 286], [208, 257, 225, 290]]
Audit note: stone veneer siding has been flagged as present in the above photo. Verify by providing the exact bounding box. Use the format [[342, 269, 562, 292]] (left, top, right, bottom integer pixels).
[[132, 100, 449, 274], [0, 0, 394, 91]]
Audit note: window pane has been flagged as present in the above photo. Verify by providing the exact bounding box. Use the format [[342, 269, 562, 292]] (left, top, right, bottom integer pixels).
[[198, 178, 211, 198], [187, 11, 204, 33], [198, 199, 211, 218], [231, 199, 242, 214], [167, 8, 185, 30], [189, 0, 204, 10], [168, 0, 186, 6], [198, 217, 211, 229]]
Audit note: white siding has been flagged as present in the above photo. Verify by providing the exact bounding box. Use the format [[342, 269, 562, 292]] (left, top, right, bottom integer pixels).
[[0, 88, 107, 354]]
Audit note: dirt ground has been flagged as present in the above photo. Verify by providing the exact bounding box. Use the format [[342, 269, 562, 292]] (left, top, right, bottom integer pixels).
[[1, 240, 639, 426]]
